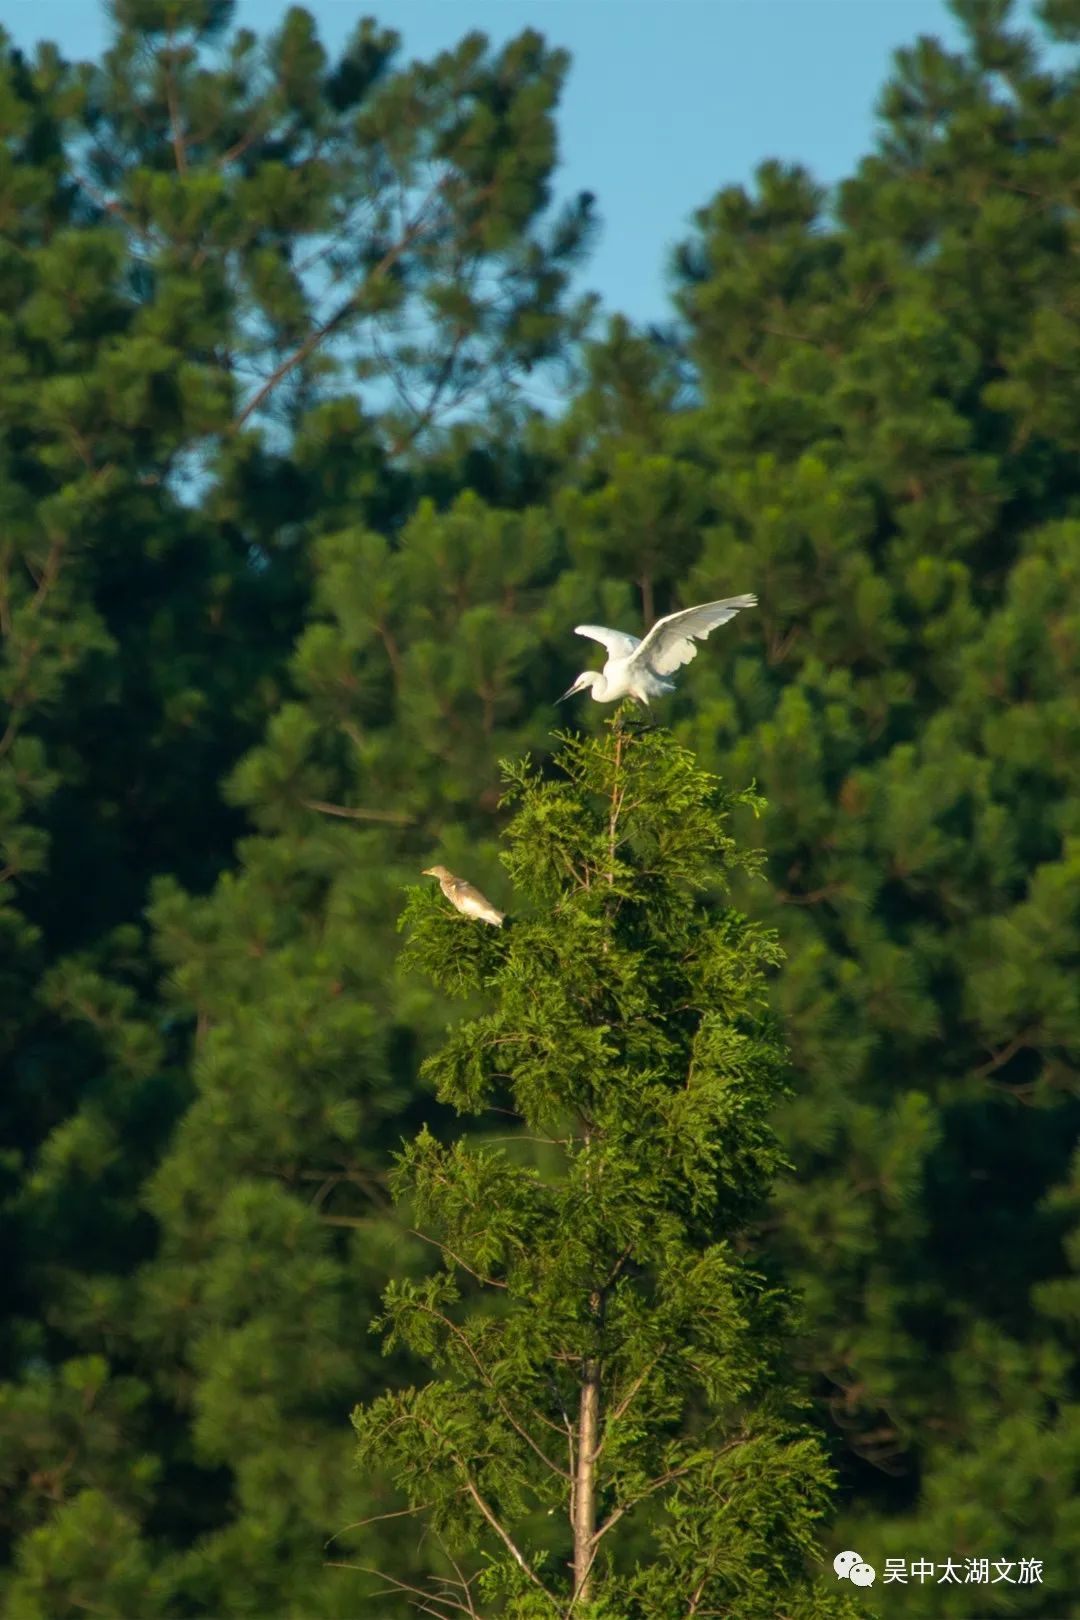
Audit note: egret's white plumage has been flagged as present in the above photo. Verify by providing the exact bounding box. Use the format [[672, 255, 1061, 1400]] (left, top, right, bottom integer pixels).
[[559, 595, 757, 706]]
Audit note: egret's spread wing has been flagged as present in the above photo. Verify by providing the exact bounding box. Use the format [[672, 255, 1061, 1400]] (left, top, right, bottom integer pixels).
[[575, 624, 640, 661], [635, 595, 757, 676]]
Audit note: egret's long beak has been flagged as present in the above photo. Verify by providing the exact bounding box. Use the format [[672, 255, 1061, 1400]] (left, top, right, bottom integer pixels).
[[556, 681, 580, 704]]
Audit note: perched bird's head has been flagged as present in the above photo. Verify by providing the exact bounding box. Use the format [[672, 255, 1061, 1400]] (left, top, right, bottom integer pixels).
[[422, 865, 453, 881]]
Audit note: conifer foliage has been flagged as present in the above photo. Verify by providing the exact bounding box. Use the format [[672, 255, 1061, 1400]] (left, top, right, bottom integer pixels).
[[353, 715, 857, 1620]]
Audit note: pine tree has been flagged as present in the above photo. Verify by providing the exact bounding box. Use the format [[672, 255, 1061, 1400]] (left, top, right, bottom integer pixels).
[[505, 3, 1080, 1604], [541, 2, 1080, 1605], [0, 4, 595, 1611], [351, 715, 860, 1620]]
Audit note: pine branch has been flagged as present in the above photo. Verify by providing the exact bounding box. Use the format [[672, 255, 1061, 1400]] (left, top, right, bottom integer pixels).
[[972, 1026, 1038, 1078], [231, 179, 446, 430], [164, 30, 189, 176], [301, 797, 413, 825]]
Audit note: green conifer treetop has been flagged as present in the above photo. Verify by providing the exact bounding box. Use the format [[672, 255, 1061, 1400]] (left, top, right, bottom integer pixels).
[[353, 714, 861, 1620]]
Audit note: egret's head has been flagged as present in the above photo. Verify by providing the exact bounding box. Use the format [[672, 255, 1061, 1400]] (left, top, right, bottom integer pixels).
[[556, 671, 597, 703], [422, 864, 452, 880]]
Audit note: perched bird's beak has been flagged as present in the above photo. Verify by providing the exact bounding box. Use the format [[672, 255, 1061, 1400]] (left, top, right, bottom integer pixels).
[[556, 676, 584, 704]]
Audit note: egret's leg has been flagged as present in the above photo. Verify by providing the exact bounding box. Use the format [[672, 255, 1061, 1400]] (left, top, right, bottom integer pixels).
[[621, 700, 659, 736]]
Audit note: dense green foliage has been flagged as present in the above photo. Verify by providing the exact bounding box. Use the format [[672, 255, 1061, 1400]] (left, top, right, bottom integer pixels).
[[354, 720, 856, 1618], [1, 0, 1078, 1614]]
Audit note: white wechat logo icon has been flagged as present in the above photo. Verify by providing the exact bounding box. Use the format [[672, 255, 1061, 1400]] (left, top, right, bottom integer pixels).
[[834, 1550, 876, 1587]]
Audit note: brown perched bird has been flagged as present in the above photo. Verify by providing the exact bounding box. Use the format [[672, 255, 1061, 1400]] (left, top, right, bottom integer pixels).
[[422, 865, 505, 927]]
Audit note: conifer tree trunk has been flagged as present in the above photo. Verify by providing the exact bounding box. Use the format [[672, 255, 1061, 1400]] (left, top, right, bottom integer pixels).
[[572, 1295, 602, 1601]]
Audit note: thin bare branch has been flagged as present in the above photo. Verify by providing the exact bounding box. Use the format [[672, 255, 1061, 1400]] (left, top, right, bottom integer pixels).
[[591, 1462, 697, 1548], [433, 1536, 483, 1620], [301, 797, 413, 825], [461, 1475, 558, 1607], [773, 880, 852, 907], [407, 1226, 508, 1290], [324, 1501, 429, 1548], [325, 1563, 476, 1619]]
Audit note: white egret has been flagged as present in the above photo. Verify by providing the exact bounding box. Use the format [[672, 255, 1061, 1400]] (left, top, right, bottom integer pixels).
[[558, 595, 757, 706], [423, 865, 505, 927]]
